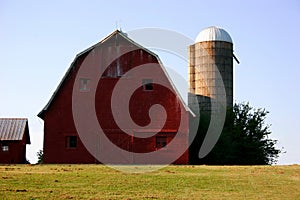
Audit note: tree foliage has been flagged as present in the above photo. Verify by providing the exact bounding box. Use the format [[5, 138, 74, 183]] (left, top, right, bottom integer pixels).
[[36, 150, 44, 164], [192, 102, 282, 165]]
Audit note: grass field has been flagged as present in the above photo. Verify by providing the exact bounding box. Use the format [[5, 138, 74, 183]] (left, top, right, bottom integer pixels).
[[0, 164, 299, 199]]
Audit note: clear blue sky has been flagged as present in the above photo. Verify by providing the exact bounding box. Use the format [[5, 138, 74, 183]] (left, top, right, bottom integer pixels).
[[1, 0, 299, 164]]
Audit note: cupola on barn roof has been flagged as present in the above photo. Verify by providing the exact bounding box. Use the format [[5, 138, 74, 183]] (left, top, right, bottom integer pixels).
[[195, 26, 232, 43]]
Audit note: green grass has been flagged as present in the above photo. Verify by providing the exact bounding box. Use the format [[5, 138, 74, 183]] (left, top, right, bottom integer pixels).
[[0, 164, 299, 199]]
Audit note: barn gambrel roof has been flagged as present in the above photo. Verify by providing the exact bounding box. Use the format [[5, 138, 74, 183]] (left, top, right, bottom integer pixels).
[[38, 30, 192, 118], [0, 118, 31, 144]]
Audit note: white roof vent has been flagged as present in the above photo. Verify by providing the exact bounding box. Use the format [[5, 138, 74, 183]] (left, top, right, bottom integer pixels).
[[195, 26, 232, 43]]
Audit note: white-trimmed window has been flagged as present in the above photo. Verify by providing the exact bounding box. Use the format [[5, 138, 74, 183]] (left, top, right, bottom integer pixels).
[[66, 136, 77, 148], [2, 142, 9, 152], [156, 136, 167, 149], [80, 78, 90, 91]]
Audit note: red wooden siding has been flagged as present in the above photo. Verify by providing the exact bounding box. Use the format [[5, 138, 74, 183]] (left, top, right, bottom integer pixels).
[[0, 118, 30, 164], [39, 30, 189, 164]]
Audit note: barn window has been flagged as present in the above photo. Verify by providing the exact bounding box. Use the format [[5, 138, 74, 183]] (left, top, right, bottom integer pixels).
[[80, 78, 90, 91], [104, 64, 123, 78], [116, 61, 123, 77], [156, 136, 167, 149], [116, 45, 122, 77], [142, 79, 153, 91], [1, 142, 9, 152], [66, 136, 77, 148]]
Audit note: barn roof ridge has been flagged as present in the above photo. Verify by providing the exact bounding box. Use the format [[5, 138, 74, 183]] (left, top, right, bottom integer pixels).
[[75, 30, 159, 59], [38, 30, 191, 118]]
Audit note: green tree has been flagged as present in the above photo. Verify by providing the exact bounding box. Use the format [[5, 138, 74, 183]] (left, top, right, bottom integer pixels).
[[198, 102, 282, 165], [36, 150, 44, 164]]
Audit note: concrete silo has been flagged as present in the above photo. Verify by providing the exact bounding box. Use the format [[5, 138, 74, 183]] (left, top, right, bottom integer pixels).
[[188, 26, 238, 111], [188, 26, 238, 164]]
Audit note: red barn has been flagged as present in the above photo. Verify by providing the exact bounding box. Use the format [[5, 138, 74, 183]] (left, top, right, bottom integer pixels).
[[0, 118, 31, 164], [38, 30, 189, 164]]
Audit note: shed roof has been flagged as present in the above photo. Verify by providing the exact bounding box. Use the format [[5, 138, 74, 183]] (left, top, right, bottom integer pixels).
[[0, 118, 31, 144]]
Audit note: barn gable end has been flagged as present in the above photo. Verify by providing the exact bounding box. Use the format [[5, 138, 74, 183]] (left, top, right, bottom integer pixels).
[[38, 30, 188, 119], [38, 30, 189, 164]]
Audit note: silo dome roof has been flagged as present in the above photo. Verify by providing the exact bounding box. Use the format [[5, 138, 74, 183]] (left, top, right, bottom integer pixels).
[[195, 26, 232, 43]]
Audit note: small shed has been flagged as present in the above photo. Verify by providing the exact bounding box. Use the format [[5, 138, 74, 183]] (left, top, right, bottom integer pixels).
[[0, 118, 31, 164]]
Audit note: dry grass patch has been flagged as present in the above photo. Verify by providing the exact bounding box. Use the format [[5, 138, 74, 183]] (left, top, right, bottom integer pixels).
[[0, 164, 299, 199]]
